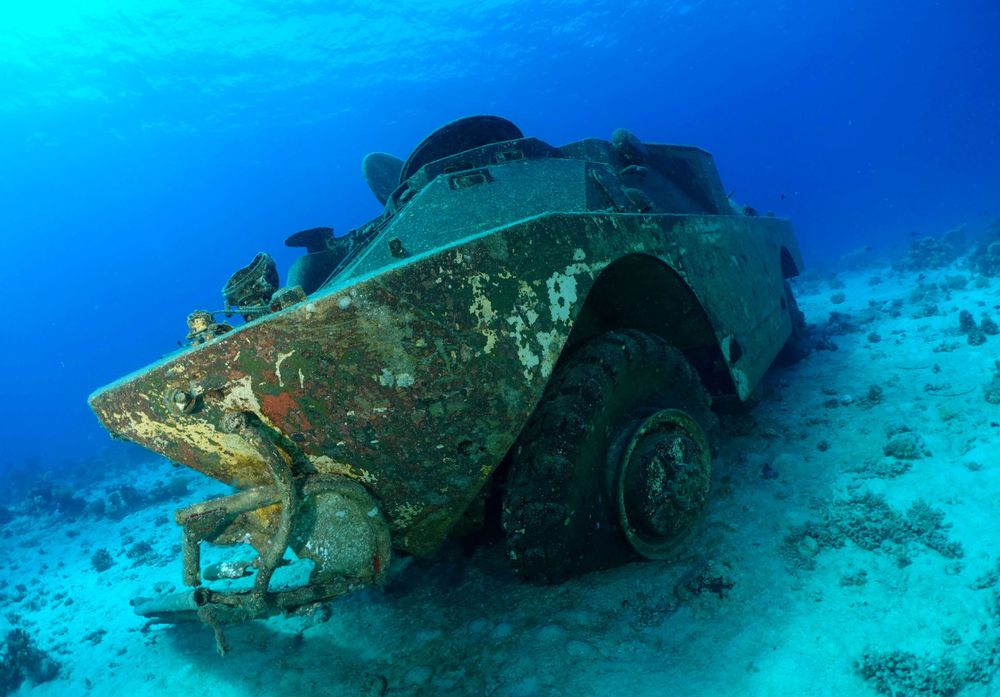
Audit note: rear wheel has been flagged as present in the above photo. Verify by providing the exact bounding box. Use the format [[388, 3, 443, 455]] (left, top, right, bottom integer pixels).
[[501, 330, 718, 583]]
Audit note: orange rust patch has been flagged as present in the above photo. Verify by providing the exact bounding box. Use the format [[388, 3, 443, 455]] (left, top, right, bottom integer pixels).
[[260, 391, 312, 431]]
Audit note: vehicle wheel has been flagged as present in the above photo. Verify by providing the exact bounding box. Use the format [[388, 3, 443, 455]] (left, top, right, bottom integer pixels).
[[501, 330, 718, 583]]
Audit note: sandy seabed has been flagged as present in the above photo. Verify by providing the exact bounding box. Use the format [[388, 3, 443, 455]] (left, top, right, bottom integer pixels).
[[4, 261, 1000, 697]]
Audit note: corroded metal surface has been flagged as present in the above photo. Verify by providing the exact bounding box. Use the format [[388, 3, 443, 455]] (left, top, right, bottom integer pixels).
[[91, 120, 806, 642], [90, 210, 798, 556], [91, 121, 803, 580]]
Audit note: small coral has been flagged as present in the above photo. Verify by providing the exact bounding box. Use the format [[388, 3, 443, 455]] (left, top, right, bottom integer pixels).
[[782, 491, 962, 570], [883, 431, 931, 460], [958, 309, 978, 334], [126, 541, 155, 565], [859, 384, 884, 408], [984, 361, 1000, 404], [895, 228, 964, 271], [981, 315, 999, 335], [856, 649, 962, 696], [823, 311, 862, 336], [943, 274, 968, 290], [147, 478, 190, 503], [91, 548, 114, 573], [970, 240, 1000, 277], [0, 628, 60, 695], [906, 500, 963, 558], [674, 558, 736, 601]]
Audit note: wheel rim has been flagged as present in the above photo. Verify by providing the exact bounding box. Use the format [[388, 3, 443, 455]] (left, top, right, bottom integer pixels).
[[611, 409, 711, 559]]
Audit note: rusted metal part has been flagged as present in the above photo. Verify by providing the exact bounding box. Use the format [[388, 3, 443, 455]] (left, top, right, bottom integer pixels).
[[268, 285, 306, 312], [186, 310, 232, 346], [136, 578, 365, 655], [220, 411, 297, 613], [91, 213, 799, 557], [203, 559, 254, 581], [91, 122, 804, 625], [135, 578, 361, 626], [222, 252, 279, 320], [292, 474, 391, 584], [611, 408, 711, 559], [163, 470, 389, 649], [176, 485, 282, 587]]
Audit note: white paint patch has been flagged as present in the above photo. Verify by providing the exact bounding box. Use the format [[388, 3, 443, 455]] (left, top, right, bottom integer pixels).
[[222, 375, 263, 415], [467, 272, 499, 354], [394, 502, 423, 527], [502, 281, 546, 380], [545, 263, 590, 323], [311, 455, 355, 477], [507, 313, 540, 380], [534, 329, 563, 379], [275, 350, 295, 387]]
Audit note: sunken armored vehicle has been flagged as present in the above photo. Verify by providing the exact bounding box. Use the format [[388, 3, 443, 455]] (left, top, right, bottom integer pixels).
[[89, 116, 802, 647]]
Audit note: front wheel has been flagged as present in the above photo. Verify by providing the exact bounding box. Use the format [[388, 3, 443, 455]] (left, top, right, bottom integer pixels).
[[501, 330, 717, 583]]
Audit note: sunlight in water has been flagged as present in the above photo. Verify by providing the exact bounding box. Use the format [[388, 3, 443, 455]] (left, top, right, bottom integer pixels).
[[0, 0, 117, 36]]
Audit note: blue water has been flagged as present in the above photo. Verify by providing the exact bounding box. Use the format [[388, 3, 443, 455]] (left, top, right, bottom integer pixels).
[[1, 0, 997, 474]]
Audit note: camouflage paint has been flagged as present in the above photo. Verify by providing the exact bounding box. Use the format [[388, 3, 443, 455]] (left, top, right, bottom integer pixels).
[[90, 210, 799, 555]]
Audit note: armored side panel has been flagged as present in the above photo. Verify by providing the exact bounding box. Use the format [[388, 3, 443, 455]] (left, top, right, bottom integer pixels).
[[90, 209, 799, 555]]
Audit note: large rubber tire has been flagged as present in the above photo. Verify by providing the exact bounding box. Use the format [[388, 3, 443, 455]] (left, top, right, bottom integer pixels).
[[501, 330, 718, 584]]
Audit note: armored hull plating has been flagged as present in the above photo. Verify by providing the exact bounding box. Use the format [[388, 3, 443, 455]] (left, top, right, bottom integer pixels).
[[89, 116, 802, 644]]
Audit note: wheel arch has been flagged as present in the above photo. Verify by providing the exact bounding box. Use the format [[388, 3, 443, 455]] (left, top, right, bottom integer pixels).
[[562, 253, 736, 398], [780, 244, 801, 278]]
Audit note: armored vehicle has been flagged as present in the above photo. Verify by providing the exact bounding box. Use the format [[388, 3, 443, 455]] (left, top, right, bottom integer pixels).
[[89, 115, 802, 650]]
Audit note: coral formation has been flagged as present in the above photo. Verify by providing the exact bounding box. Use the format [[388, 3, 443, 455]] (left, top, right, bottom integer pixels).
[[943, 274, 968, 290], [783, 492, 962, 571], [983, 361, 1000, 404], [91, 548, 114, 573], [958, 310, 977, 334], [856, 650, 962, 696], [674, 558, 736, 601], [957, 309, 987, 345], [882, 433, 929, 460], [894, 226, 965, 271], [823, 311, 863, 336], [883, 428, 931, 460], [970, 241, 1000, 277], [0, 629, 60, 696], [980, 315, 999, 335], [84, 478, 189, 520], [859, 384, 884, 408]]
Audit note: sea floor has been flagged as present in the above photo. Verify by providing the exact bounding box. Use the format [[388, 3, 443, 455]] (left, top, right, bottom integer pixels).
[[4, 260, 1000, 697]]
